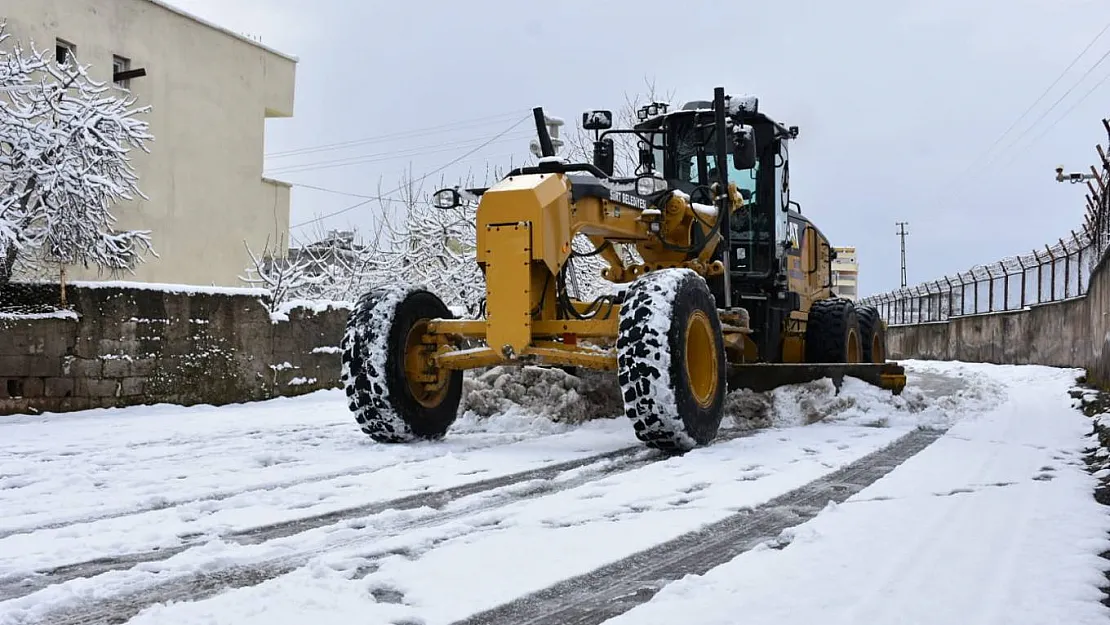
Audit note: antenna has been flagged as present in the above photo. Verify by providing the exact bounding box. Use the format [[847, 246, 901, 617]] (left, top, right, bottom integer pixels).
[[896, 222, 909, 288]]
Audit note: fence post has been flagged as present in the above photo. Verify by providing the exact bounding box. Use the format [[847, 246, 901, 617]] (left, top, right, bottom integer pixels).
[[1046, 245, 1057, 301], [1002, 262, 1011, 310], [1030, 250, 1038, 306], [973, 270, 980, 313], [955, 272, 966, 316], [944, 276, 954, 320], [1061, 238, 1071, 298], [1072, 231, 1086, 295], [1016, 253, 1028, 307]]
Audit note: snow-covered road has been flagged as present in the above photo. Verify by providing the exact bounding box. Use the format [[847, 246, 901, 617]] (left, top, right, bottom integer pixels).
[[0, 361, 1106, 625]]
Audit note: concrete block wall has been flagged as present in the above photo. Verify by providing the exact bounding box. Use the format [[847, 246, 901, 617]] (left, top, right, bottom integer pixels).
[[887, 253, 1110, 388], [0, 284, 349, 416]]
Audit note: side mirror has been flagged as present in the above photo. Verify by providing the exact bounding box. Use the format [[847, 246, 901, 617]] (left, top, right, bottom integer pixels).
[[593, 137, 615, 176], [732, 125, 757, 171], [582, 110, 613, 131], [432, 187, 462, 209]]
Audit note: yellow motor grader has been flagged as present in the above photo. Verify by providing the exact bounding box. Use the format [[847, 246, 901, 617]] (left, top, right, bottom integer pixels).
[[340, 87, 905, 452]]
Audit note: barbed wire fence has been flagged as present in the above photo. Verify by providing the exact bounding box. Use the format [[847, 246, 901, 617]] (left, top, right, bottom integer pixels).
[[860, 118, 1110, 325]]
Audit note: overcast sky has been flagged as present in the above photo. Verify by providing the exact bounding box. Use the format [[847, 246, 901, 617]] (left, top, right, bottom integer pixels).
[[169, 0, 1109, 296]]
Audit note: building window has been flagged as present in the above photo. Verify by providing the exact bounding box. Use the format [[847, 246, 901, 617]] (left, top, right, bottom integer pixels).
[[55, 38, 76, 65], [113, 55, 132, 88]]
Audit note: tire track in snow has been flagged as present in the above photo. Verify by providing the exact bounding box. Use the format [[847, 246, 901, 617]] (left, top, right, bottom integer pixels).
[[0, 445, 644, 602], [5, 428, 758, 616], [0, 430, 549, 541], [451, 426, 946, 625]]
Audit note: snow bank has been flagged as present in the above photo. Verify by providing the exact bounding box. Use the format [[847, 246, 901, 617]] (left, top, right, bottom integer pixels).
[[455, 363, 988, 435], [722, 366, 999, 432], [460, 366, 623, 425]]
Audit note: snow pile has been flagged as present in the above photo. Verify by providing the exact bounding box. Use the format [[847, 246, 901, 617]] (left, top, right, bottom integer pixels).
[[460, 366, 623, 425], [455, 360, 995, 435], [724, 368, 1000, 432]]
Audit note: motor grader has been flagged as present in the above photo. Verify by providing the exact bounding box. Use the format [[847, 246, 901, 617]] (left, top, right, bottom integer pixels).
[[340, 87, 905, 453]]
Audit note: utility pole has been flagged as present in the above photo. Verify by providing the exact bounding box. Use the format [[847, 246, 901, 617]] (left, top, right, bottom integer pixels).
[[896, 222, 909, 288]]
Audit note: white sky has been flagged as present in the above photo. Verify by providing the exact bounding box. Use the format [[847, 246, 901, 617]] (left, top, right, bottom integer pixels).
[[167, 0, 1110, 296]]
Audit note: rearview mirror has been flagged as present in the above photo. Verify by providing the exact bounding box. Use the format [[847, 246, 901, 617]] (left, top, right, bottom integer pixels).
[[432, 188, 462, 209], [582, 110, 613, 131], [732, 125, 757, 171]]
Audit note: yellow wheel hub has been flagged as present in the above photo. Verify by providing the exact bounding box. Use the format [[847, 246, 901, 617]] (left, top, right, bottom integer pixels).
[[684, 310, 719, 409], [404, 320, 450, 408], [871, 333, 886, 363], [846, 327, 861, 364]]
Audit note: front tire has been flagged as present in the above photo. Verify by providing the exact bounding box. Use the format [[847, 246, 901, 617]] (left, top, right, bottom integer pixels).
[[340, 284, 462, 443], [616, 269, 727, 453]]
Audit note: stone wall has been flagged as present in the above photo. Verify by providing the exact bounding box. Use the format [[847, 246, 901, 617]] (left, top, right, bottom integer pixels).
[[0, 283, 350, 416], [887, 253, 1110, 387]]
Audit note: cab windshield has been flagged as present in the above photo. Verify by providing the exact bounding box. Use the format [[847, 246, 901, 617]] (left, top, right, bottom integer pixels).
[[662, 115, 772, 274]]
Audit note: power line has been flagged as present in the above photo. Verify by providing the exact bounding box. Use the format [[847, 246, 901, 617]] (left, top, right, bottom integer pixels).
[[282, 147, 531, 203], [1006, 64, 1110, 159], [265, 130, 533, 176], [289, 112, 532, 230], [967, 19, 1110, 170], [985, 41, 1110, 168], [288, 182, 403, 202], [265, 109, 530, 158]]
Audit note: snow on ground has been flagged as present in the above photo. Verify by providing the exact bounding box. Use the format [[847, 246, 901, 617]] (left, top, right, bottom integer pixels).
[[0, 362, 995, 625], [603, 361, 1110, 625], [1, 360, 1080, 625], [0, 390, 638, 574]]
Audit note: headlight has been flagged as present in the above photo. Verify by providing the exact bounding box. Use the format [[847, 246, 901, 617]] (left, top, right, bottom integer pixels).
[[635, 176, 668, 196]]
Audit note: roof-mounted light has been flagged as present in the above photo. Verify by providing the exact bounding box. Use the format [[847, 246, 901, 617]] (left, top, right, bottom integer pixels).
[[637, 102, 670, 121]]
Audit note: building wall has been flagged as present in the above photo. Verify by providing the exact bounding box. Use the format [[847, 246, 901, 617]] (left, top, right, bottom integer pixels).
[[2, 0, 297, 287], [832, 246, 858, 300]]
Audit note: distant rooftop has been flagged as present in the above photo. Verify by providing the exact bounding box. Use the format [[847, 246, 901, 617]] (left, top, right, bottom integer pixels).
[[145, 0, 298, 62]]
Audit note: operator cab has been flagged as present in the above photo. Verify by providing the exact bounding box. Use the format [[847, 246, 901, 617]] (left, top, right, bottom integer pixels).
[[609, 98, 799, 286]]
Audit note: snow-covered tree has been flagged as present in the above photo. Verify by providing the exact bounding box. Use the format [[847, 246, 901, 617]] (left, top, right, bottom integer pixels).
[[366, 169, 486, 316], [0, 22, 155, 291]]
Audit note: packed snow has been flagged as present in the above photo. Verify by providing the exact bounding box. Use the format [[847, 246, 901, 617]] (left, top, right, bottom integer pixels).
[[0, 360, 1105, 625], [605, 361, 1110, 625]]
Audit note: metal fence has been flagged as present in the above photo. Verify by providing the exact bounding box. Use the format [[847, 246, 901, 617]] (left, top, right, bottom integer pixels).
[[860, 118, 1110, 325]]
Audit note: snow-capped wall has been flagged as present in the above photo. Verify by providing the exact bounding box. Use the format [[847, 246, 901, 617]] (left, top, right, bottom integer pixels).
[[0, 283, 350, 416], [886, 252, 1110, 389]]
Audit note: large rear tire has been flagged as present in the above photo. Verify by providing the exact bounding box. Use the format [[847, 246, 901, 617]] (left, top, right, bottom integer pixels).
[[616, 268, 727, 453], [805, 297, 863, 364], [855, 304, 887, 363], [340, 284, 462, 443]]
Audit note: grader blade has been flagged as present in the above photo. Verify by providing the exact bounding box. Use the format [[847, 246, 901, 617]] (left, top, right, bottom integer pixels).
[[727, 362, 907, 395]]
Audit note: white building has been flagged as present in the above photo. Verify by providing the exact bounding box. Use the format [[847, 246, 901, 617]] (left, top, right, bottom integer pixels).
[[3, 0, 297, 286], [831, 245, 858, 300]]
